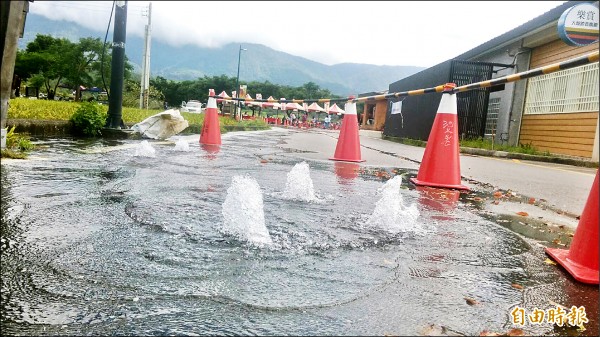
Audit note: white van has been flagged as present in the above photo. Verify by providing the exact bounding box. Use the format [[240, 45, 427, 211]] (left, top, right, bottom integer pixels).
[[180, 100, 204, 113]]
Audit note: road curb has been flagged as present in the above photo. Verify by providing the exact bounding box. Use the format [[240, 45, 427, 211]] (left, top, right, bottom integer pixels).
[[380, 134, 598, 169], [460, 147, 599, 168]]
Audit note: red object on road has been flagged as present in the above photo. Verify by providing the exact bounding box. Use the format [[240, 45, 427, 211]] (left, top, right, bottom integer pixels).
[[200, 89, 221, 145], [410, 83, 469, 190], [330, 97, 364, 163], [546, 169, 599, 284]]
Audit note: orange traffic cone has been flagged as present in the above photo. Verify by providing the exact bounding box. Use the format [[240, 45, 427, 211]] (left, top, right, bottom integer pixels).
[[200, 89, 221, 145], [330, 97, 364, 162], [410, 83, 469, 190], [545, 170, 599, 284]]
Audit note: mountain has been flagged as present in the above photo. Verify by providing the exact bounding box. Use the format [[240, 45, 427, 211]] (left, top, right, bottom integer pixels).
[[20, 13, 425, 95]]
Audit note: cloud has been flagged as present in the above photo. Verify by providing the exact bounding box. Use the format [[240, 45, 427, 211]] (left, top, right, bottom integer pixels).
[[29, 1, 565, 67]]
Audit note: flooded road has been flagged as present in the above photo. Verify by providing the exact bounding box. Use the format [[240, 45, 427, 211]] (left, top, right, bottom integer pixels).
[[1, 129, 597, 336]]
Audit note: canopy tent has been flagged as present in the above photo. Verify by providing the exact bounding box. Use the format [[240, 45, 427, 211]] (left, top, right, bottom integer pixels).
[[244, 96, 262, 108], [306, 102, 326, 113], [282, 102, 305, 111], [217, 91, 233, 103], [327, 103, 345, 115], [261, 96, 281, 109]]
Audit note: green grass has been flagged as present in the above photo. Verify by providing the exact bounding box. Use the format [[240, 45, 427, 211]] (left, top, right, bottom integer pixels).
[[1, 149, 27, 159], [7, 97, 270, 131], [459, 137, 551, 156], [382, 135, 552, 156]]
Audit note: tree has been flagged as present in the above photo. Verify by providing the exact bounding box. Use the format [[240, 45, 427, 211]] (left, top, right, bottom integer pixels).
[[14, 34, 73, 95], [61, 37, 105, 101], [14, 34, 133, 101]]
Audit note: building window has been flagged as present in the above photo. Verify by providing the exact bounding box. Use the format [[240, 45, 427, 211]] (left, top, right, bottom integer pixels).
[[524, 63, 599, 115], [485, 97, 501, 136]]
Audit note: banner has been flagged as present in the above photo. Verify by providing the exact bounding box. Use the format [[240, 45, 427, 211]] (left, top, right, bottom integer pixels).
[[239, 85, 247, 100], [391, 101, 402, 114]]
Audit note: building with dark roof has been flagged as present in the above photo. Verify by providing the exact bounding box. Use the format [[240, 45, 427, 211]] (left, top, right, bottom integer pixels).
[[383, 1, 598, 160]]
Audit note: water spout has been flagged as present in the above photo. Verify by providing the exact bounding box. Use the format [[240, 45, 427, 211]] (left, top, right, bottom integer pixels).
[[173, 139, 190, 152], [366, 175, 421, 233], [134, 140, 156, 157], [221, 175, 272, 245], [283, 161, 317, 202]]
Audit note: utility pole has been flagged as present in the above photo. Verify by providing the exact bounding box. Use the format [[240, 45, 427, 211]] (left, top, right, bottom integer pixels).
[[1, 1, 29, 148], [105, 1, 128, 129], [234, 45, 246, 120], [139, 2, 151, 109]]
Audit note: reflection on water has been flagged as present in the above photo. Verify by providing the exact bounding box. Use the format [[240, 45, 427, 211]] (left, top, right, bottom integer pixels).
[[1, 131, 597, 336]]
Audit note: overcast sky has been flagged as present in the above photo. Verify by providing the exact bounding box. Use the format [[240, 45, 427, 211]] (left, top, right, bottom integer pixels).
[[30, 1, 566, 67]]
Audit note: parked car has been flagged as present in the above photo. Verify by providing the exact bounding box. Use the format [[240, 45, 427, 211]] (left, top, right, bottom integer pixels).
[[180, 100, 204, 113]]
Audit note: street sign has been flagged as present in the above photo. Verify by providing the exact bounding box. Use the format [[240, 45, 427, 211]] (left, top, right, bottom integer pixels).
[[557, 3, 599, 46]]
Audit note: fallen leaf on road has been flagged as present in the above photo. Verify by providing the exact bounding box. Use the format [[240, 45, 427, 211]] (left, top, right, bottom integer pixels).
[[511, 283, 523, 290], [479, 328, 524, 336], [465, 297, 480, 305], [506, 328, 525, 336], [544, 258, 557, 265], [493, 191, 503, 198], [260, 159, 268, 164], [516, 211, 529, 216], [528, 197, 535, 204]]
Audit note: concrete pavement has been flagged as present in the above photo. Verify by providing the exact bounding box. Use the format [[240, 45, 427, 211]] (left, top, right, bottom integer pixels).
[[272, 127, 598, 232]]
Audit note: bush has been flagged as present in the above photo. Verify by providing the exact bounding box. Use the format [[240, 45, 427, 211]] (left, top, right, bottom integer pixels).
[[1, 125, 35, 159], [70, 102, 107, 136]]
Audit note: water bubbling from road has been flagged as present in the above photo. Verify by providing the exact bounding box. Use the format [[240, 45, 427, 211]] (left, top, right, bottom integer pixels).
[[366, 175, 422, 234], [173, 138, 190, 152], [134, 140, 156, 157], [282, 161, 320, 202], [221, 175, 272, 245], [1, 130, 592, 337]]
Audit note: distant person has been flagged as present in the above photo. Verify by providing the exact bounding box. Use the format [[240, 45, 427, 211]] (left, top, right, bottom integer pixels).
[[324, 115, 331, 129], [163, 101, 168, 109], [48, 89, 55, 100]]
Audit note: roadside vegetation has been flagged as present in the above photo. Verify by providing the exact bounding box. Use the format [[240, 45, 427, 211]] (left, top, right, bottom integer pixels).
[[1, 125, 35, 159], [459, 137, 551, 156], [383, 135, 553, 157], [4, 33, 340, 159], [2, 98, 273, 159]]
